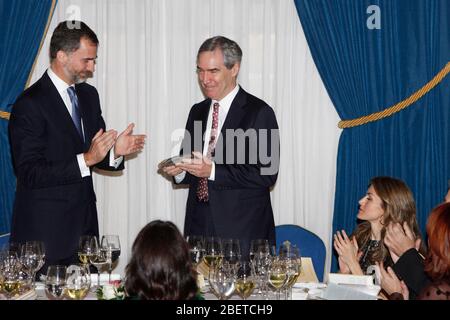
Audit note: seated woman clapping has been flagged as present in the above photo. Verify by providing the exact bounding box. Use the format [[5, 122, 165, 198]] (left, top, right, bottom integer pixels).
[[124, 220, 199, 300], [333, 176, 424, 276]]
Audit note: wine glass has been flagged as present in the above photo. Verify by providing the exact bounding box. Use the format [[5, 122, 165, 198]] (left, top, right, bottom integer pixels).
[[209, 262, 235, 300], [222, 239, 241, 269], [203, 237, 223, 270], [0, 250, 21, 299], [65, 264, 91, 300], [89, 245, 107, 289], [45, 265, 67, 300], [20, 241, 45, 286], [279, 243, 301, 299], [235, 261, 256, 300], [267, 257, 288, 300], [100, 235, 121, 283], [78, 235, 98, 268], [249, 239, 269, 263], [186, 235, 205, 269]]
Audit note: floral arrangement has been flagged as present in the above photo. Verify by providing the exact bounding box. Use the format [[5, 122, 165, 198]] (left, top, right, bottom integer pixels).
[[96, 280, 126, 300]]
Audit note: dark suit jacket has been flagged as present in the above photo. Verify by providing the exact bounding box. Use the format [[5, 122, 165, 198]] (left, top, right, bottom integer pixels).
[[178, 87, 279, 258], [393, 248, 430, 299], [8, 72, 123, 264]]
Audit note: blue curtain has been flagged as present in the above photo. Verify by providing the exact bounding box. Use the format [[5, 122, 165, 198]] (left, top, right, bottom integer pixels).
[[0, 0, 57, 235], [293, 0, 449, 271]]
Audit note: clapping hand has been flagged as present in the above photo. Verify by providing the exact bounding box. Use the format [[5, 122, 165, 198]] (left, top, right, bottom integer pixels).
[[114, 123, 146, 158], [333, 230, 363, 275], [84, 129, 118, 166], [384, 222, 421, 263]]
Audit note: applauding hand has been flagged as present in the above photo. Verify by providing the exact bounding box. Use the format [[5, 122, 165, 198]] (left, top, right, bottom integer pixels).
[[114, 123, 146, 158]]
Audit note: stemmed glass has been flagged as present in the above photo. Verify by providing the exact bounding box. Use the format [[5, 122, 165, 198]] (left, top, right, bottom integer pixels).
[[209, 261, 236, 300], [20, 241, 45, 286], [222, 239, 241, 270], [235, 261, 256, 300], [100, 235, 121, 283], [78, 235, 98, 268], [88, 241, 107, 289], [279, 243, 301, 299], [203, 237, 223, 270], [267, 257, 288, 300], [249, 239, 270, 296], [187, 235, 205, 270], [249, 239, 270, 263], [45, 265, 67, 300], [0, 250, 21, 299]]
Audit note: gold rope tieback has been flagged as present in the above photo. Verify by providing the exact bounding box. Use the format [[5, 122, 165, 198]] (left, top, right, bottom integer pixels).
[[0, 111, 10, 120], [338, 61, 450, 129]]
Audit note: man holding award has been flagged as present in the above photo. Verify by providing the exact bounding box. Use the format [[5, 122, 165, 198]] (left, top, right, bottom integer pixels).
[[163, 36, 280, 259]]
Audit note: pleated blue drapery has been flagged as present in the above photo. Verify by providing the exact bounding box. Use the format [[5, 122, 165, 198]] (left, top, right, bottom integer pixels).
[[0, 0, 57, 235], [293, 0, 449, 271]]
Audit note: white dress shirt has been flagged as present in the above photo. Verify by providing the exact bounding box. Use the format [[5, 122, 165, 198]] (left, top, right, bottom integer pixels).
[[47, 68, 123, 177]]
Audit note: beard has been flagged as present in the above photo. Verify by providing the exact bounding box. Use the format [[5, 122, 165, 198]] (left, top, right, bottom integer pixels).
[[63, 64, 93, 84], [71, 70, 94, 84]]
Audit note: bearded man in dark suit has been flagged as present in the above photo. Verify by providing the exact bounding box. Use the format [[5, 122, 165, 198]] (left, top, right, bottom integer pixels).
[[163, 36, 279, 259], [8, 21, 146, 273]]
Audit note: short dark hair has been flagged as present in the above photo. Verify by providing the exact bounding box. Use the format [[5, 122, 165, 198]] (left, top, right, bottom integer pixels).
[[197, 36, 242, 69], [124, 220, 198, 300], [50, 20, 98, 60]]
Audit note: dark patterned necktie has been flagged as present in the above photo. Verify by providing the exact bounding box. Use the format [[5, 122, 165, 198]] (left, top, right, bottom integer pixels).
[[67, 86, 83, 141], [197, 102, 220, 202]]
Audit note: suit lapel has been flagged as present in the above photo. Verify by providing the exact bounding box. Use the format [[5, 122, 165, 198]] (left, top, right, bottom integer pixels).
[[41, 73, 84, 146], [198, 100, 210, 151], [220, 87, 247, 134]]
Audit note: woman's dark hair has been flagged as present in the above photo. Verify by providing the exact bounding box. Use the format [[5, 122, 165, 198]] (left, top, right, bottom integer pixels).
[[353, 176, 423, 265], [50, 20, 99, 60], [124, 220, 198, 300], [424, 202, 450, 281]]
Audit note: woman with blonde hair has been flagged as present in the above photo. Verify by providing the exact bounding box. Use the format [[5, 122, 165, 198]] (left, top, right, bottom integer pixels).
[[334, 176, 424, 275]]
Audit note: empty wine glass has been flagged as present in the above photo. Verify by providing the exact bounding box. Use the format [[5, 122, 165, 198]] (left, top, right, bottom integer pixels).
[[249, 239, 270, 263], [100, 235, 121, 283], [89, 244, 107, 289], [45, 265, 67, 300], [222, 239, 241, 269], [186, 235, 205, 269], [20, 241, 45, 286], [279, 243, 301, 299], [65, 264, 91, 300], [209, 262, 235, 300]]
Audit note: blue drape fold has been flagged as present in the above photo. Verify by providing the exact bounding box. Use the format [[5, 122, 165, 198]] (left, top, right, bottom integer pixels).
[[293, 0, 449, 271], [0, 0, 57, 235]]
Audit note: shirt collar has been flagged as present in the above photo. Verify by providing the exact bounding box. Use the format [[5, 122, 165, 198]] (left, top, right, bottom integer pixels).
[[212, 84, 240, 112], [47, 67, 74, 94]]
